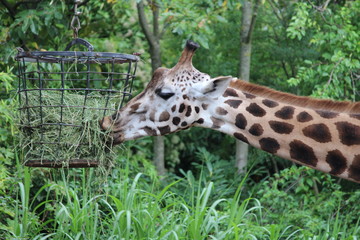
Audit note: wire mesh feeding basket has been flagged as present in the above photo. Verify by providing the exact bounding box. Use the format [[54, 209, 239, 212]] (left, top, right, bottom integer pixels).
[[16, 38, 140, 168]]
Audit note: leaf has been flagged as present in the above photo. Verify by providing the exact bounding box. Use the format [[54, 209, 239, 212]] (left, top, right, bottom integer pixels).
[[216, 15, 227, 23], [30, 19, 38, 35], [21, 17, 30, 33], [194, 35, 209, 49]]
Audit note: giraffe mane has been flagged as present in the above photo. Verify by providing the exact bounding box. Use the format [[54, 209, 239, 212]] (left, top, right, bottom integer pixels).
[[230, 79, 360, 114]]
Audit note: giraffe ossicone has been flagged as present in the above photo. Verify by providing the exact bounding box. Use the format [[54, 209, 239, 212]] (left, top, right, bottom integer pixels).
[[100, 40, 360, 183]]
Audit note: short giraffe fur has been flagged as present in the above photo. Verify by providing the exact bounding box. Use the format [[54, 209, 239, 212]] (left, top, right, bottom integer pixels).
[[101, 40, 360, 183]]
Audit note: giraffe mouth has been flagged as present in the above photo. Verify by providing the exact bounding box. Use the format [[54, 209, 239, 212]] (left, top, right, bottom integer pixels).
[[99, 117, 124, 145], [108, 130, 125, 145]]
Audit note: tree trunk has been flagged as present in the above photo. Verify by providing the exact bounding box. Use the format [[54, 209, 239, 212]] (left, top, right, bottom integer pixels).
[[236, 0, 261, 173], [137, 0, 166, 176], [150, 41, 166, 176]]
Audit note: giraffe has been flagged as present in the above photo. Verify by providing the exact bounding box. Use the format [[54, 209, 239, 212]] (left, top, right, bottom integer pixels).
[[100, 40, 360, 183]]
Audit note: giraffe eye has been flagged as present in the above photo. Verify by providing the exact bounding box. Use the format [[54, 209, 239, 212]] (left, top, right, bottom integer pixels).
[[155, 88, 175, 100]]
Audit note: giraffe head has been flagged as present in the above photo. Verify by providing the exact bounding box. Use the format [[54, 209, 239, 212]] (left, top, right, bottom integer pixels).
[[100, 40, 232, 144]]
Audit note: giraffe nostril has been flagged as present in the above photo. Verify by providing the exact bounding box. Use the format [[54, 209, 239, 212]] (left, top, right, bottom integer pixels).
[[99, 116, 112, 131], [112, 113, 119, 120], [99, 119, 106, 130]]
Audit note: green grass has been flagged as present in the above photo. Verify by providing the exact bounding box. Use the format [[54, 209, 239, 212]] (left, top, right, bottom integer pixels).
[[2, 145, 360, 240]]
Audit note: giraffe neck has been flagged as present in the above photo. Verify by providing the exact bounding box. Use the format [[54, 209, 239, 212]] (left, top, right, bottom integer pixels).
[[197, 80, 360, 183]]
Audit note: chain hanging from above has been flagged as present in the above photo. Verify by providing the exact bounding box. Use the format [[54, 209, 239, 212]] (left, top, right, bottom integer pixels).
[[70, 0, 82, 39]]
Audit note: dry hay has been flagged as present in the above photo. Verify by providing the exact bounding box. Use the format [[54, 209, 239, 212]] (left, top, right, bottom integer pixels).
[[18, 90, 118, 167]]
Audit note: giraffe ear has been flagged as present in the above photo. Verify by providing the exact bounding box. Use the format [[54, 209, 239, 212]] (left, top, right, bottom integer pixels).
[[190, 76, 233, 99]]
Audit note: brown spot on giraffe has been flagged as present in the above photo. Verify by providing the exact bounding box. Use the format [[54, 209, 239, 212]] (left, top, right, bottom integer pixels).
[[195, 106, 200, 113], [216, 107, 228, 115], [235, 113, 247, 130], [223, 88, 239, 97], [326, 150, 347, 175], [350, 114, 360, 120], [143, 126, 157, 136], [179, 103, 186, 113], [211, 116, 225, 129], [234, 132, 249, 144], [349, 155, 360, 182], [249, 124, 264, 136], [275, 106, 295, 120], [303, 123, 332, 143], [202, 103, 208, 110], [335, 121, 360, 146], [262, 99, 279, 108], [316, 110, 339, 119], [130, 103, 141, 112], [225, 99, 242, 109], [297, 111, 313, 123], [269, 121, 294, 134], [183, 94, 189, 100], [289, 140, 318, 167], [185, 106, 192, 117], [172, 117, 181, 125], [196, 118, 204, 124], [259, 137, 280, 154], [246, 103, 266, 117], [244, 92, 256, 99], [149, 111, 156, 122], [159, 111, 170, 122], [158, 126, 171, 135]]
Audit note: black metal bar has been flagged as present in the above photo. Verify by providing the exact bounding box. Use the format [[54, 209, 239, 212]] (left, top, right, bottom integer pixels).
[[21, 77, 129, 82], [17, 51, 140, 62], [64, 38, 94, 52], [18, 105, 119, 111], [25, 159, 98, 168], [18, 88, 128, 94], [36, 59, 44, 146], [81, 56, 91, 118], [127, 61, 138, 102], [17, 60, 23, 124], [102, 58, 115, 117], [20, 122, 82, 128], [119, 61, 132, 108], [33, 142, 86, 146], [57, 58, 65, 148], [22, 57, 31, 127]]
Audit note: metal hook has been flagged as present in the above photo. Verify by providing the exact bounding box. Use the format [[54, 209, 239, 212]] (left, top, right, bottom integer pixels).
[[70, 0, 82, 39]]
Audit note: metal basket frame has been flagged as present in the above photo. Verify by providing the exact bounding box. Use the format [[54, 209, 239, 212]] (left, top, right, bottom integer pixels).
[[16, 38, 140, 168]]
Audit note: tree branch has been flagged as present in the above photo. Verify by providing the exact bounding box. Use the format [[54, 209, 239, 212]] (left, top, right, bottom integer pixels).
[[152, 1, 160, 38], [281, 61, 291, 79], [307, 0, 331, 12], [137, 0, 156, 48], [159, 22, 169, 39], [245, 0, 262, 43], [268, 0, 287, 28], [79, 0, 90, 7], [13, 0, 41, 11]]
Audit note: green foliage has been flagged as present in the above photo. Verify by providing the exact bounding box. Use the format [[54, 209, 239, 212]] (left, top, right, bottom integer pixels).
[[0, 67, 18, 232], [255, 165, 360, 239], [160, 0, 233, 49], [287, 1, 360, 101], [287, 2, 315, 41]]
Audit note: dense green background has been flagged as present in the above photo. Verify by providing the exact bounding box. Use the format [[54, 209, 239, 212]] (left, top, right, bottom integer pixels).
[[1, 0, 360, 239]]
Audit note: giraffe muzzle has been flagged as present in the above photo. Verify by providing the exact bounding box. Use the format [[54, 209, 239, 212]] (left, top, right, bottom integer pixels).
[[99, 116, 125, 145], [99, 116, 112, 131]]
